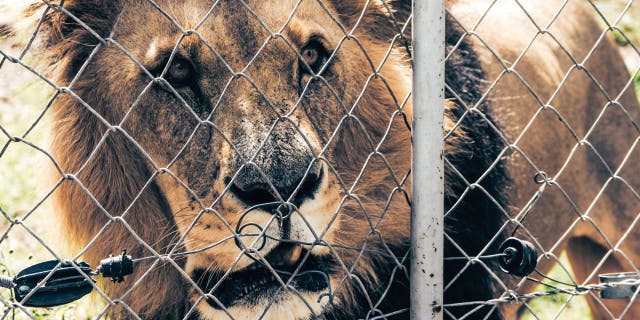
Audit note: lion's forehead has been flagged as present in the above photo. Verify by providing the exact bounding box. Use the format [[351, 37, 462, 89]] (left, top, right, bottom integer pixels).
[[114, 0, 342, 68]]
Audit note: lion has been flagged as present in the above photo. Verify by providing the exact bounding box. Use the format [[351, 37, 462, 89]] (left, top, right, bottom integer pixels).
[[446, 1, 640, 319], [2, 0, 639, 319], [26, 0, 412, 319]]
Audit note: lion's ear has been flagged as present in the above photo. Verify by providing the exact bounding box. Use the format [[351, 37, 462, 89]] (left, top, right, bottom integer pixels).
[[327, 0, 411, 41], [17, 1, 122, 79]]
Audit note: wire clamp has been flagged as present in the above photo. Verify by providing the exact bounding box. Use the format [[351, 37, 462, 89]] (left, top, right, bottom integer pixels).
[[98, 249, 134, 283], [599, 272, 640, 300]]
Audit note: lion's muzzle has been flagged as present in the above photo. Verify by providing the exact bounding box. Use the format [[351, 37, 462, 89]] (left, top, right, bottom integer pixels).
[[191, 243, 334, 309], [228, 120, 323, 206]]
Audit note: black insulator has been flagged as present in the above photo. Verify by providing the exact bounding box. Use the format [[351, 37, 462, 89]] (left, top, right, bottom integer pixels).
[[498, 237, 538, 277], [13, 260, 95, 307], [98, 250, 134, 283]]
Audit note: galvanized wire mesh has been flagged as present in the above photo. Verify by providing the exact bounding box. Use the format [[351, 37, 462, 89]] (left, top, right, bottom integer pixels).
[[4, 0, 640, 319], [0, 0, 413, 319], [444, 0, 640, 319]]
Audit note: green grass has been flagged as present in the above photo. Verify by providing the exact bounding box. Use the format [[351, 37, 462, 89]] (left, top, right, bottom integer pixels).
[[593, 0, 640, 46], [635, 72, 640, 98], [521, 254, 592, 320]]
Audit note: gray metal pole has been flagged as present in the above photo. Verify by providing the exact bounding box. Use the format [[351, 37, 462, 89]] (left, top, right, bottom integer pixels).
[[411, 0, 445, 319]]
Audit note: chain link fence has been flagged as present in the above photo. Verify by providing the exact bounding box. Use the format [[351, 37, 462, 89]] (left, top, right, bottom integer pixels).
[[442, 0, 640, 319], [0, 0, 414, 319], [2, 0, 640, 320]]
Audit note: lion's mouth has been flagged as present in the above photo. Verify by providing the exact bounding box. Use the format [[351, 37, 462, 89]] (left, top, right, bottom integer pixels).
[[191, 244, 334, 309]]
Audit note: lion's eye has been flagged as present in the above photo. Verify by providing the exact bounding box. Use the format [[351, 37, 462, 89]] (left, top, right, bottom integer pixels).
[[300, 41, 329, 74], [302, 48, 319, 67], [166, 58, 195, 85]]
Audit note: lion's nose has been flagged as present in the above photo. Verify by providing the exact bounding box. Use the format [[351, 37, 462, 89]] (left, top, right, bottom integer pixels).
[[230, 160, 322, 206]]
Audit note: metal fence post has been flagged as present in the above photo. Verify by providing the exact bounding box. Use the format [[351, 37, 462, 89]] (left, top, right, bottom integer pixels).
[[411, 0, 445, 319]]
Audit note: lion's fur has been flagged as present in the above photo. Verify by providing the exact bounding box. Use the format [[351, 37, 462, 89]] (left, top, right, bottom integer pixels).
[[448, 1, 640, 319], [24, 0, 414, 318], [4, 0, 640, 319]]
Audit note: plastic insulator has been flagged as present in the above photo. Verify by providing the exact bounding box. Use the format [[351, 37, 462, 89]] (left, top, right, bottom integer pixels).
[[498, 237, 538, 277], [98, 251, 133, 283]]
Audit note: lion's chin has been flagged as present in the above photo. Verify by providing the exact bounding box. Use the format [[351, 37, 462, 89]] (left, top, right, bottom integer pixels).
[[190, 244, 336, 319], [195, 291, 330, 320]]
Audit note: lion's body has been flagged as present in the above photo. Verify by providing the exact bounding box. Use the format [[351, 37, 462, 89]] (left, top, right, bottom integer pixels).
[[5, 0, 638, 319], [448, 1, 640, 318]]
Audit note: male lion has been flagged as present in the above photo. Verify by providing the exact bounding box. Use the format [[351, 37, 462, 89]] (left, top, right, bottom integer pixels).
[[25, 0, 413, 319], [3, 0, 640, 319], [446, 1, 640, 319]]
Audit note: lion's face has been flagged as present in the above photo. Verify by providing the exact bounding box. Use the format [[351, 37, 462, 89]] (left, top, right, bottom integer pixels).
[[67, 0, 410, 318], [123, 2, 345, 318]]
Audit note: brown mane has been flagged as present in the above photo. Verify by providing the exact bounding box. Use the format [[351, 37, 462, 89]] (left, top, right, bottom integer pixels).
[[37, 0, 415, 318]]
